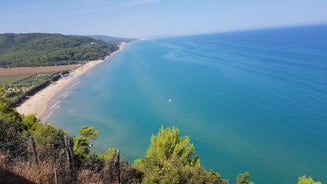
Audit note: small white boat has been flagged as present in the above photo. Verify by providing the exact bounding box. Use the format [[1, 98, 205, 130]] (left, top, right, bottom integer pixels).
[[168, 98, 173, 102]]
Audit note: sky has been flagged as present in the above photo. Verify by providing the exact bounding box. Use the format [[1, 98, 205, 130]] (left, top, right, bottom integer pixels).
[[1, 0, 327, 38]]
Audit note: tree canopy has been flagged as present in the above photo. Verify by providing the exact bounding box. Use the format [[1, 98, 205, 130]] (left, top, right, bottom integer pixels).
[[133, 126, 228, 184], [73, 126, 99, 156], [298, 175, 321, 184], [236, 172, 254, 184]]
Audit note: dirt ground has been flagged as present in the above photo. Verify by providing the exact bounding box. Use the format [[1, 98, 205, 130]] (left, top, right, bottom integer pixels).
[[0, 65, 80, 77]]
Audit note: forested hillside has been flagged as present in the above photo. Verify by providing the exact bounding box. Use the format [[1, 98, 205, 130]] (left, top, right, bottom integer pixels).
[[0, 33, 118, 67]]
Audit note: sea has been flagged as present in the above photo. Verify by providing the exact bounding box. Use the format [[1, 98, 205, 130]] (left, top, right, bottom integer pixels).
[[44, 24, 327, 183]]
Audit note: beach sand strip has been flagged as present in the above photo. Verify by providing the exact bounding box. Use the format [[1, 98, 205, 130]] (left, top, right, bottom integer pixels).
[[16, 42, 127, 118]]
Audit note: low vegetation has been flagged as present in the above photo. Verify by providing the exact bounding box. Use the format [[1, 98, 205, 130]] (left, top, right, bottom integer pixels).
[[1, 71, 69, 107]]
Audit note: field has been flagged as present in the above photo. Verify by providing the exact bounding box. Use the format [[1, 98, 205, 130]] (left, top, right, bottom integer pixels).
[[0, 76, 27, 87], [0, 65, 80, 106], [0, 65, 80, 77]]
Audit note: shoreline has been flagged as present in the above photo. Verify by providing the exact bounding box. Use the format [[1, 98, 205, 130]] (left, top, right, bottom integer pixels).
[[16, 42, 127, 119]]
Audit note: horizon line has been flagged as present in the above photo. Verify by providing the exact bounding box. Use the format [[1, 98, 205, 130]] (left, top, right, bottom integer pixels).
[[1, 22, 326, 39]]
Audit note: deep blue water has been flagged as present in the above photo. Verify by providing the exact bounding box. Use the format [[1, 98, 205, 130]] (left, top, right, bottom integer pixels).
[[45, 25, 327, 183]]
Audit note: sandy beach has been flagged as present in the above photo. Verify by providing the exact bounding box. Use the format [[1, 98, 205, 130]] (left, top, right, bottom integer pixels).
[[16, 42, 127, 119]]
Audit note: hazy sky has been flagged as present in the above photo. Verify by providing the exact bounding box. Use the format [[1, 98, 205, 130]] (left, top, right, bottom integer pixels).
[[1, 0, 327, 38]]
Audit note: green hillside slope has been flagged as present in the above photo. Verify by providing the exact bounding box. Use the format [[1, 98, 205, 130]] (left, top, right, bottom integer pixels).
[[0, 33, 118, 67]]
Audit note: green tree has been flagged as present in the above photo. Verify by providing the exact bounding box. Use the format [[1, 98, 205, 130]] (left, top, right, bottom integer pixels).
[[98, 148, 119, 179], [298, 175, 321, 184], [79, 125, 99, 140], [73, 126, 99, 156], [99, 148, 116, 164], [236, 172, 254, 184], [29, 122, 66, 148], [133, 126, 227, 184], [22, 114, 38, 129], [0, 88, 22, 129]]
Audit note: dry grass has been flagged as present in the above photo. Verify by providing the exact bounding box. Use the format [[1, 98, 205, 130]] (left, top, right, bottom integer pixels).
[[0, 156, 118, 184], [77, 170, 105, 184], [0, 158, 73, 184], [0, 150, 132, 184], [0, 65, 80, 77], [11, 161, 63, 184], [0, 167, 35, 184]]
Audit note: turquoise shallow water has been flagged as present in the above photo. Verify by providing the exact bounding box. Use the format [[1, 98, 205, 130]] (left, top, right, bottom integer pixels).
[[46, 25, 327, 183]]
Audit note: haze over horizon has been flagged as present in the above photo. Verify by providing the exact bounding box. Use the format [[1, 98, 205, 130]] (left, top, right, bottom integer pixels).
[[1, 0, 327, 38]]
